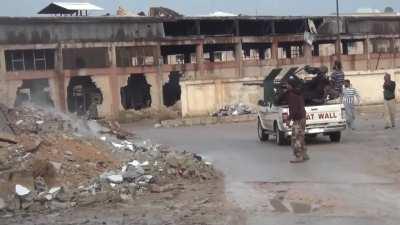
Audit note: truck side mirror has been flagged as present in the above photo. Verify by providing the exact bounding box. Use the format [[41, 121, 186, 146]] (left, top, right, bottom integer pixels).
[[258, 100, 266, 106]]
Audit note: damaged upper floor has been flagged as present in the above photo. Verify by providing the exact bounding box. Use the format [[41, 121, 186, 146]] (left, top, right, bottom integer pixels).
[[0, 15, 400, 44]]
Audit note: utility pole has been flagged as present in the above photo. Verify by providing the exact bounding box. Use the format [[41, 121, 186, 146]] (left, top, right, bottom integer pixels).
[[336, 0, 341, 60]]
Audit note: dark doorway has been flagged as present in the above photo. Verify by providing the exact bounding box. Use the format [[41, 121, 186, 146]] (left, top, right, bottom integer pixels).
[[15, 79, 54, 107], [163, 71, 182, 107], [120, 74, 152, 110], [67, 76, 103, 117]]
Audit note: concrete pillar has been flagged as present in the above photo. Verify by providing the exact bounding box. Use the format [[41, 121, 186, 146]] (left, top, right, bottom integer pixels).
[[184, 53, 191, 64], [55, 44, 67, 112], [363, 38, 370, 70], [209, 51, 215, 62], [155, 44, 164, 109], [107, 45, 120, 118], [196, 43, 204, 79], [342, 40, 349, 55], [0, 47, 8, 106], [313, 43, 320, 56], [390, 38, 395, 69], [258, 48, 266, 60], [304, 43, 312, 64], [271, 39, 278, 60], [335, 39, 342, 60], [235, 41, 243, 77]]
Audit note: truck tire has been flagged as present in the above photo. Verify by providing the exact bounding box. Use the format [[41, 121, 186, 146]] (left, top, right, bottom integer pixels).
[[275, 126, 286, 145], [329, 132, 341, 142], [258, 119, 269, 141]]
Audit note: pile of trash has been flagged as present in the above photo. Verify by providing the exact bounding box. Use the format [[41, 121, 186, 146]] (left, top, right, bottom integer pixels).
[[211, 103, 255, 117], [0, 104, 217, 214]]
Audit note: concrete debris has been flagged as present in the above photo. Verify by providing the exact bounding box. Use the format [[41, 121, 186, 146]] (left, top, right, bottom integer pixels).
[[0, 132, 17, 144], [107, 175, 124, 184], [0, 103, 218, 214], [34, 176, 48, 193], [0, 197, 6, 210], [212, 103, 254, 117], [15, 185, 31, 196]]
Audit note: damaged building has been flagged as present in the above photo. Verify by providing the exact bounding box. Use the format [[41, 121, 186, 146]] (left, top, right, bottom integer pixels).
[[0, 10, 400, 118]]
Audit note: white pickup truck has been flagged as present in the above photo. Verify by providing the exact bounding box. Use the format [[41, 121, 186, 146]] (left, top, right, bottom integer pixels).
[[254, 66, 347, 145], [257, 103, 347, 145]]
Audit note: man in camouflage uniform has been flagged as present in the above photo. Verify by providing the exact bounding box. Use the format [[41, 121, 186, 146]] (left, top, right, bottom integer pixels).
[[285, 76, 309, 163], [291, 118, 308, 162]]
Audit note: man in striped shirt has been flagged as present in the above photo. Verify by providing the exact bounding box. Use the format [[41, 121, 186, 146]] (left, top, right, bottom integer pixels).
[[342, 79, 360, 130], [331, 60, 345, 94]]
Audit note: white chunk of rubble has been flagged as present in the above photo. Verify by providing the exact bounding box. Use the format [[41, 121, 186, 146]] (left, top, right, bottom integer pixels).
[[15, 184, 30, 196], [49, 187, 61, 194], [107, 175, 123, 184]]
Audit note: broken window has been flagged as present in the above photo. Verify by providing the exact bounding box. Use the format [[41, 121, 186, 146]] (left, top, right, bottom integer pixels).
[[343, 40, 364, 55], [67, 76, 103, 118], [5, 49, 55, 72], [161, 45, 196, 65], [394, 39, 400, 53], [14, 79, 54, 107], [120, 74, 152, 110], [278, 42, 304, 59], [63, 48, 109, 69], [242, 43, 272, 61], [204, 44, 236, 62], [116, 46, 156, 67], [163, 71, 182, 107], [369, 39, 391, 53], [315, 43, 336, 56]]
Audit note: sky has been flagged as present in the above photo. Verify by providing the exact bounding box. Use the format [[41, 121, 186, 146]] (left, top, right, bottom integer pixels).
[[1, 0, 400, 17]]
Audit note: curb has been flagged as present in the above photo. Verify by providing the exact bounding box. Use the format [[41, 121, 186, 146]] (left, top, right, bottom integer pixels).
[[159, 114, 257, 128]]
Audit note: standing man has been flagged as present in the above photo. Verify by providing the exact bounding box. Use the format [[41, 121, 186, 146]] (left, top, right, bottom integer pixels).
[[383, 73, 396, 129], [284, 76, 309, 163], [331, 60, 345, 94], [342, 80, 360, 130]]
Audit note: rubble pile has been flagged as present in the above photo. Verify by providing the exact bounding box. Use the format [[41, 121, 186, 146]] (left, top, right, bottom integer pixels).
[[212, 103, 255, 117], [0, 104, 217, 215]]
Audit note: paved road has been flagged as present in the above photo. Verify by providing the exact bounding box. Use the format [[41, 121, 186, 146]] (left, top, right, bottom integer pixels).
[[127, 113, 400, 225]]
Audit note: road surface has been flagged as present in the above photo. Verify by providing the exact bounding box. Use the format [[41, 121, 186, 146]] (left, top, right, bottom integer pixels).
[[128, 109, 400, 225]]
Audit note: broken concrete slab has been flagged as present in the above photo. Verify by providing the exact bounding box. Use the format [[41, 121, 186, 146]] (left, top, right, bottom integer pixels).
[[0, 132, 17, 144], [270, 199, 290, 213], [0, 197, 6, 210], [290, 202, 312, 214]]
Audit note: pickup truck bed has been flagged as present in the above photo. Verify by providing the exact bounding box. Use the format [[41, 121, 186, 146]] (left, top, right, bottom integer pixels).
[[257, 103, 346, 145]]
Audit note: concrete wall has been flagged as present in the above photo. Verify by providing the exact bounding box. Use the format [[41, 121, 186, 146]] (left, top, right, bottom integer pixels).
[[181, 69, 400, 118], [181, 77, 262, 117], [346, 69, 400, 105], [0, 17, 164, 44]]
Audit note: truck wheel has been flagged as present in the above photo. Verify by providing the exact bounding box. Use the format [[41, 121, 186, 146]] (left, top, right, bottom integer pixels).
[[329, 132, 341, 142], [275, 127, 286, 145], [258, 119, 269, 141]]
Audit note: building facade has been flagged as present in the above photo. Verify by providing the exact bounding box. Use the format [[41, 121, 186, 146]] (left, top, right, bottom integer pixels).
[[1, 15, 400, 118]]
